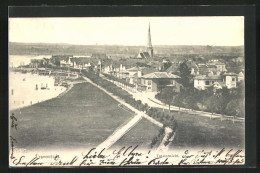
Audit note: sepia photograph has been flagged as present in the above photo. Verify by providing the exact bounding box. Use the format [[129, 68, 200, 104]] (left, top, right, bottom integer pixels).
[[9, 16, 246, 167]]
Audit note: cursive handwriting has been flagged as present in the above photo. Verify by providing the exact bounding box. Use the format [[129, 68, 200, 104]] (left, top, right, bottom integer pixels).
[[112, 145, 142, 160], [9, 147, 245, 167], [10, 113, 18, 130], [12, 156, 43, 166], [148, 158, 169, 165], [83, 148, 107, 159], [9, 136, 17, 159], [50, 156, 78, 166], [119, 156, 143, 166]]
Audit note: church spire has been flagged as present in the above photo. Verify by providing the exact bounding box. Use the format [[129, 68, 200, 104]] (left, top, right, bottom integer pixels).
[[147, 23, 152, 48], [147, 23, 153, 58]]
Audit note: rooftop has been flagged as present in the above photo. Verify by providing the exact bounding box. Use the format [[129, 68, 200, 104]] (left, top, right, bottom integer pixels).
[[194, 75, 222, 80], [223, 72, 237, 76], [142, 72, 180, 79], [208, 61, 225, 65], [138, 52, 151, 59], [198, 64, 217, 68], [238, 72, 244, 77]]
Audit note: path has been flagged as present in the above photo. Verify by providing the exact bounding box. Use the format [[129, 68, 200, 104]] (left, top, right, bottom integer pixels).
[[82, 76, 163, 127], [82, 76, 172, 150], [96, 113, 142, 150], [102, 76, 244, 122], [157, 127, 174, 152]]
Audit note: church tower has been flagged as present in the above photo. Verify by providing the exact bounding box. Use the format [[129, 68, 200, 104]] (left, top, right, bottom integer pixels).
[[147, 23, 153, 58]]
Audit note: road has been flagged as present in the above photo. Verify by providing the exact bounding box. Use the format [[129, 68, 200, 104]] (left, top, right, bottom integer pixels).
[[82, 76, 172, 151], [103, 76, 244, 122]]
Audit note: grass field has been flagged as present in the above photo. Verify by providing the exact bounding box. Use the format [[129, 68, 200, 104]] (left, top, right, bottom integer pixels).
[[10, 82, 135, 150], [111, 118, 161, 150], [170, 111, 245, 149], [10, 81, 244, 151]]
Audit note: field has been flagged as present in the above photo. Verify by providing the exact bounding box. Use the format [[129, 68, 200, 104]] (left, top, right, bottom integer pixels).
[[111, 118, 160, 150], [10, 82, 135, 150], [10, 80, 245, 151], [170, 111, 245, 149]]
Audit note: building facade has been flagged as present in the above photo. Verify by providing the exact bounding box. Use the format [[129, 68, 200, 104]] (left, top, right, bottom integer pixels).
[[194, 72, 237, 90], [138, 72, 181, 93]]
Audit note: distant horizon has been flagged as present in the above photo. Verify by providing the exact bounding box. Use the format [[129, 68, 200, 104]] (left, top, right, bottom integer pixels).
[[9, 17, 244, 46], [9, 41, 244, 47]]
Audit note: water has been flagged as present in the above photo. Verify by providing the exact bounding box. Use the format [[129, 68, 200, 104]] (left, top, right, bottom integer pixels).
[[9, 54, 67, 110], [9, 71, 66, 110], [9, 55, 51, 68]]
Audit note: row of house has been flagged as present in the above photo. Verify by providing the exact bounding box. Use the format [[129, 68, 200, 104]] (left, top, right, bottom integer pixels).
[[29, 58, 50, 68], [102, 63, 181, 93], [194, 72, 235, 90], [194, 71, 244, 90], [191, 59, 244, 90], [102, 58, 244, 93], [30, 54, 244, 93], [30, 55, 106, 70], [190, 60, 227, 76]]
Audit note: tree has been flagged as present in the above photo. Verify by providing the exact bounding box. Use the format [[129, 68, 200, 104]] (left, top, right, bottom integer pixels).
[[237, 99, 245, 118], [184, 95, 198, 111], [160, 87, 177, 112], [234, 80, 245, 99], [206, 95, 221, 115], [217, 87, 231, 114], [179, 61, 192, 88], [226, 99, 245, 118], [225, 99, 239, 116], [196, 89, 208, 110], [173, 93, 184, 111], [162, 61, 172, 71]]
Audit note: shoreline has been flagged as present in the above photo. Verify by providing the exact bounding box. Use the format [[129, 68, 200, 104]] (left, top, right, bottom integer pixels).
[[9, 84, 71, 112], [9, 71, 77, 111]]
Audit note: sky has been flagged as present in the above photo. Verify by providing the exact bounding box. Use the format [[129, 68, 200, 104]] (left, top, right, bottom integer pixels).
[[9, 17, 244, 46]]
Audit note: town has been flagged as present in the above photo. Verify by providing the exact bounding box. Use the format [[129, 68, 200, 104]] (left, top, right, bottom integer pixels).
[[13, 24, 245, 120], [9, 17, 247, 166]]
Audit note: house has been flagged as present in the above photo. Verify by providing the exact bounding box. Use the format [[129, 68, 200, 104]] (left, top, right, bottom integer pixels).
[[238, 72, 244, 82], [103, 65, 114, 74], [71, 58, 92, 69], [60, 57, 73, 67], [191, 61, 227, 76], [222, 72, 237, 89], [117, 64, 128, 79], [207, 61, 226, 72], [29, 58, 50, 68], [194, 75, 223, 90], [126, 66, 143, 84], [138, 72, 181, 93], [50, 55, 73, 67], [197, 64, 218, 75], [232, 56, 244, 63], [194, 72, 237, 90], [29, 59, 42, 68]]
